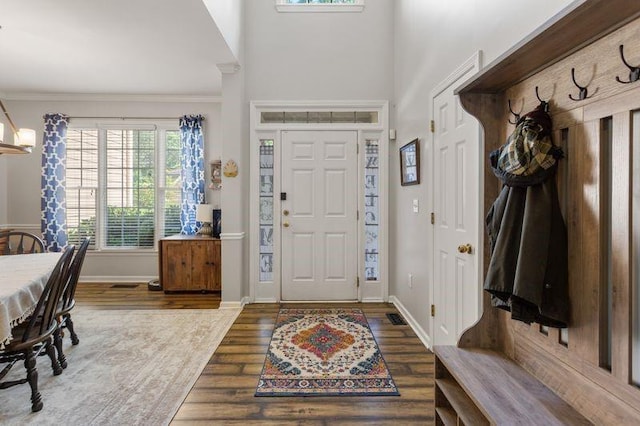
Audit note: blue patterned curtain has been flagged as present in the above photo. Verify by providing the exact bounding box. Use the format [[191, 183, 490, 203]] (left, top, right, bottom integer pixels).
[[179, 115, 205, 235], [41, 113, 69, 251]]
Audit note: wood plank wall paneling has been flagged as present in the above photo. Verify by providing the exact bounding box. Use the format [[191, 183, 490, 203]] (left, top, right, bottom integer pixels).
[[458, 8, 640, 424], [611, 111, 632, 383], [74, 285, 436, 424]]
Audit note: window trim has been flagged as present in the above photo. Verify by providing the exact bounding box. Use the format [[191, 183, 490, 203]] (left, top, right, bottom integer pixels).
[[66, 121, 181, 251], [275, 0, 364, 13]]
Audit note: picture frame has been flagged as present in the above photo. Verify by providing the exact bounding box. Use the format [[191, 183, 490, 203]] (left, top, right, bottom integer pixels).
[[209, 159, 222, 190], [399, 138, 420, 186]]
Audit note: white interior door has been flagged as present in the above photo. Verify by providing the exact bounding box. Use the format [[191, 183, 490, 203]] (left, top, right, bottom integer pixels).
[[281, 130, 358, 301], [432, 69, 481, 345]]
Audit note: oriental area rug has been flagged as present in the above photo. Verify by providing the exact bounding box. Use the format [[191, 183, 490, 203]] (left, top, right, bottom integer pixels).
[[0, 308, 240, 426], [255, 308, 399, 396]]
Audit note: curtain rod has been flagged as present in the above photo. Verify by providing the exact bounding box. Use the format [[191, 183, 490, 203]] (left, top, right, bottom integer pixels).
[[59, 116, 205, 121]]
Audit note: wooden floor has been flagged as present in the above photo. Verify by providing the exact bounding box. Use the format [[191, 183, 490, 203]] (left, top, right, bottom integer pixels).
[[75, 284, 435, 425]]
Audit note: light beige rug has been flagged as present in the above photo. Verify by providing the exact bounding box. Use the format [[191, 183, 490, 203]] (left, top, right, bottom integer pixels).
[[0, 308, 240, 425]]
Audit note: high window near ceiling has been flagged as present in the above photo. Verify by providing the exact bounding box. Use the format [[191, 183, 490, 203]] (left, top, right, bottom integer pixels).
[[65, 124, 182, 250], [276, 0, 364, 12]]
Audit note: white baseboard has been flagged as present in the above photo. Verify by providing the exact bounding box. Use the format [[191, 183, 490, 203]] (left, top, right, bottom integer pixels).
[[253, 297, 278, 303], [219, 296, 249, 309], [389, 295, 432, 350]]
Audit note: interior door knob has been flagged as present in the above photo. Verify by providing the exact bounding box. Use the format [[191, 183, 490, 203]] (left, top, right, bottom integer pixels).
[[283, 209, 289, 216], [283, 222, 290, 228], [457, 244, 472, 254]]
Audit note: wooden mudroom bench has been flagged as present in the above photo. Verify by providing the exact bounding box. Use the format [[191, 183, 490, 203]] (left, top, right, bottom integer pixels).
[[434, 1, 640, 424], [434, 346, 590, 425]]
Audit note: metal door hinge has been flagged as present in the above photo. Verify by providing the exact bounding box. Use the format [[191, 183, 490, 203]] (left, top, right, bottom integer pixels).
[[357, 210, 359, 221], [431, 304, 435, 317], [430, 120, 435, 133], [357, 276, 360, 288], [430, 212, 435, 225], [357, 143, 359, 154]]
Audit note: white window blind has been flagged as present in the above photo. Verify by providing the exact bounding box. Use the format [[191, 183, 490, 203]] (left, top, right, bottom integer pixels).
[[66, 129, 98, 248], [65, 124, 183, 250]]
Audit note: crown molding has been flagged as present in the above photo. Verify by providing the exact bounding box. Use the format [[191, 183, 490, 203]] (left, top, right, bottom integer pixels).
[[0, 93, 222, 103], [217, 62, 241, 74]]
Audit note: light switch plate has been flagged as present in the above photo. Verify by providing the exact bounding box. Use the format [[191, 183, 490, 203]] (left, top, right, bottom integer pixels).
[[413, 199, 419, 213]]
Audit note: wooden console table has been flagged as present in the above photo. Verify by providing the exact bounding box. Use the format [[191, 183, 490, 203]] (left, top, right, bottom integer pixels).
[[159, 234, 221, 292]]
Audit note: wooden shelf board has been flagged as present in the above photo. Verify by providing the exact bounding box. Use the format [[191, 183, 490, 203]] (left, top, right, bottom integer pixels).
[[435, 406, 457, 426], [456, 0, 640, 94], [434, 346, 591, 425], [436, 378, 488, 425]]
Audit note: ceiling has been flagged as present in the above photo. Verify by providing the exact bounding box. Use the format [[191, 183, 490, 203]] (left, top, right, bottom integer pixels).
[[0, 0, 236, 98]]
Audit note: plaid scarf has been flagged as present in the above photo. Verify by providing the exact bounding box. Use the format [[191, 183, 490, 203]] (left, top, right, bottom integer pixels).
[[497, 103, 557, 176]]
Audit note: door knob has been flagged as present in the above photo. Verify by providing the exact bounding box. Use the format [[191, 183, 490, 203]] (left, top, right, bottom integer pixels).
[[283, 222, 290, 228], [283, 209, 289, 216], [457, 244, 472, 254]]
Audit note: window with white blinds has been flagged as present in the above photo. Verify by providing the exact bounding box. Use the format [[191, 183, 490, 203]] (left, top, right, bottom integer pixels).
[[66, 129, 98, 248], [65, 126, 183, 250]]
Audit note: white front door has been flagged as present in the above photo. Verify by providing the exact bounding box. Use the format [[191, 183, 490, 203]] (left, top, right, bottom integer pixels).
[[432, 64, 481, 345], [281, 130, 358, 301]]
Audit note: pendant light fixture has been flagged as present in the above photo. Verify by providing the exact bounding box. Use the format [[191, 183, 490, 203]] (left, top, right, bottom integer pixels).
[[0, 99, 35, 155]]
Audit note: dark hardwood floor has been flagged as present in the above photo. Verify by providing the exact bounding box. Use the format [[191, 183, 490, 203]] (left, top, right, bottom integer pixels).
[[75, 283, 435, 425]]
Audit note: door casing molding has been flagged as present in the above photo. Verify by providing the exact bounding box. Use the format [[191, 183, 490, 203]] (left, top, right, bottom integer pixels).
[[249, 100, 389, 303], [428, 51, 484, 347]]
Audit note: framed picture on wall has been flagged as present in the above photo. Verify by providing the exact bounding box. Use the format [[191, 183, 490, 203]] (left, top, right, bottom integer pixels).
[[399, 138, 420, 186]]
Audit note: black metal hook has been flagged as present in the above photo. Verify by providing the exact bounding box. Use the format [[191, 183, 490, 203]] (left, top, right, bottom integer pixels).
[[615, 44, 640, 84], [507, 99, 523, 124], [535, 86, 550, 112], [569, 68, 594, 101]]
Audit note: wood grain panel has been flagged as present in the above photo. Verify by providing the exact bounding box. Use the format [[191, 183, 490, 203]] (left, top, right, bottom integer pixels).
[[611, 111, 632, 382]]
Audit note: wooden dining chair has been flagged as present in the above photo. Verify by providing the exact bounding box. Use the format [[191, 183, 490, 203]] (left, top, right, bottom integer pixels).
[[0, 246, 75, 412], [53, 237, 90, 369], [4, 231, 45, 255]]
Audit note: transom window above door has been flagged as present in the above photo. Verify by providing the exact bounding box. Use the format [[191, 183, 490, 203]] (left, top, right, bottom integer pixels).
[[276, 0, 364, 13]]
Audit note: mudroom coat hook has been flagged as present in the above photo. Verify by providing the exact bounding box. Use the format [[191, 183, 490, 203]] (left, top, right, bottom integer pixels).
[[615, 44, 640, 84], [508, 99, 523, 124], [569, 68, 594, 101], [535, 86, 550, 111]]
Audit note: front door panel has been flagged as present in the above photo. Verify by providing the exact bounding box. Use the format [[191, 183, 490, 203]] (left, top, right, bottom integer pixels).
[[281, 130, 358, 301]]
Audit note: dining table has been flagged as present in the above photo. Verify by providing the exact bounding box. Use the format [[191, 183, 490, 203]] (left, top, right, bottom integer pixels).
[[0, 252, 62, 349]]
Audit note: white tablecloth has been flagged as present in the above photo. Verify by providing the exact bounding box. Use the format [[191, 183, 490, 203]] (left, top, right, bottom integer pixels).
[[0, 252, 62, 349]]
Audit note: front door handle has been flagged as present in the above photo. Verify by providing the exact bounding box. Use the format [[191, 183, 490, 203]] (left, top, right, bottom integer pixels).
[[457, 244, 472, 254], [283, 222, 290, 228]]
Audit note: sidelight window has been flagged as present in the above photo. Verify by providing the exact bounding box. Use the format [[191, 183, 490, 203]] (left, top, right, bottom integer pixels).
[[364, 139, 379, 281], [259, 139, 275, 282]]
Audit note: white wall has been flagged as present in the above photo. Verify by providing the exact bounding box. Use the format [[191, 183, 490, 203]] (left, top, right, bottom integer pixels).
[[245, 0, 394, 101], [392, 0, 575, 340], [242, 0, 394, 305], [1, 98, 221, 280], [203, 0, 244, 61]]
